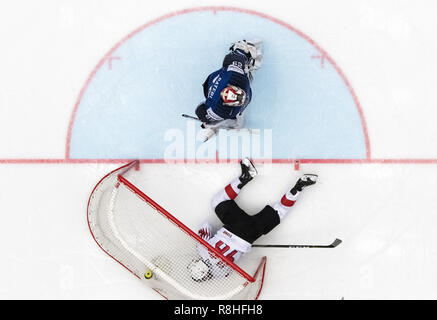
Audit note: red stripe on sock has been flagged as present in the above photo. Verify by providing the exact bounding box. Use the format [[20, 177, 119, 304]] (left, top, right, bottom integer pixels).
[[225, 184, 238, 200], [281, 195, 296, 207]]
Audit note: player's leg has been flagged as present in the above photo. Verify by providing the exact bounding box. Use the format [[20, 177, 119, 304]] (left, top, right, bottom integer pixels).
[[204, 118, 243, 131], [211, 158, 258, 219], [195, 102, 214, 124], [246, 174, 319, 243], [272, 174, 318, 220], [195, 103, 235, 142], [200, 116, 246, 142]]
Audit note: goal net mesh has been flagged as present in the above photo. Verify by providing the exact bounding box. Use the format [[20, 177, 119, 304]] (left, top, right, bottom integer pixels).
[[87, 161, 266, 300]]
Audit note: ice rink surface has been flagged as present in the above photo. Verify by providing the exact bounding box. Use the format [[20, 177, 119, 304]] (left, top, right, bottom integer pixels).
[[1, 0, 437, 299]]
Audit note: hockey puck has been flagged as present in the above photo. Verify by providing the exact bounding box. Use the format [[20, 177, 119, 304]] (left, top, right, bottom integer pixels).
[[144, 270, 153, 279]]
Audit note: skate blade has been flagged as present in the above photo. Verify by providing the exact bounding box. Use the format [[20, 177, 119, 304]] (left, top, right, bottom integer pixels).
[[302, 174, 318, 182]]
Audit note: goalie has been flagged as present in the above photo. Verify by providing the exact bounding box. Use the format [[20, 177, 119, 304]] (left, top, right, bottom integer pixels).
[[187, 158, 318, 282], [194, 39, 263, 141]]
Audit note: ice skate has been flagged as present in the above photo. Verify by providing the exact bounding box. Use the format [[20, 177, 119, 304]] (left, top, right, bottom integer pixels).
[[200, 124, 218, 142], [238, 157, 258, 188], [292, 174, 318, 193]]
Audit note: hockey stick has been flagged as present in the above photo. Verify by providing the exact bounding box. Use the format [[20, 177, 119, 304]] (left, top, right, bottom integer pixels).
[[252, 238, 342, 249], [182, 114, 201, 121]]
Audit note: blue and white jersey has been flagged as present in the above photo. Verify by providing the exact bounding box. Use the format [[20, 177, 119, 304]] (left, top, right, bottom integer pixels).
[[202, 50, 252, 120]]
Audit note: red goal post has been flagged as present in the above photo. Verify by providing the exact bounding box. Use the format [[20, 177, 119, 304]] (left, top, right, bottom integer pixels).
[[87, 160, 266, 300]]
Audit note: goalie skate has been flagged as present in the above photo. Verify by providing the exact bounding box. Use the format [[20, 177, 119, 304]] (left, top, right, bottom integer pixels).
[[201, 127, 218, 142]]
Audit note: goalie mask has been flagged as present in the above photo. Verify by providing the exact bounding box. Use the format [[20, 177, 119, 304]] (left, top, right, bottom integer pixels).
[[220, 85, 246, 107], [187, 258, 212, 282]]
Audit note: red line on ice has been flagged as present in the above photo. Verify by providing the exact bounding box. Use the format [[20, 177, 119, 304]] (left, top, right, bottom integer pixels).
[[2, 158, 437, 165], [107, 56, 121, 70], [311, 53, 327, 68]]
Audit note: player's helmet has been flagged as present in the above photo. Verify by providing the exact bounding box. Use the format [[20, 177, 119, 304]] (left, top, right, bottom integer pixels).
[[187, 258, 212, 282], [220, 85, 246, 107]]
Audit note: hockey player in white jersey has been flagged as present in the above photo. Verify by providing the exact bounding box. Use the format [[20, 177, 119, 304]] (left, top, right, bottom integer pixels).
[[193, 39, 263, 141], [187, 158, 318, 282]]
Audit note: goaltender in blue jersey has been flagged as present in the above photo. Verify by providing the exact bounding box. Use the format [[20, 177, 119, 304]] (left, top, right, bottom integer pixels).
[[194, 39, 263, 141]]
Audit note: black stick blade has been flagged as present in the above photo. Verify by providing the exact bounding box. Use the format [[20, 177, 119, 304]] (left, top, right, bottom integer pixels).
[[252, 238, 343, 249], [330, 238, 342, 248]]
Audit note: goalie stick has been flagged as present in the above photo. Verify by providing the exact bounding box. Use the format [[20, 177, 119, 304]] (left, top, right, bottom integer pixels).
[[181, 114, 260, 135], [252, 238, 342, 249], [182, 114, 201, 121]]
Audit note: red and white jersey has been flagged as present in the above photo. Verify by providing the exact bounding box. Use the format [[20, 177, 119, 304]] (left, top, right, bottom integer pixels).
[[197, 226, 252, 278]]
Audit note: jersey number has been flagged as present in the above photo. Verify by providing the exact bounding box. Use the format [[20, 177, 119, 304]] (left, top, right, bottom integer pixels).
[[215, 241, 237, 262]]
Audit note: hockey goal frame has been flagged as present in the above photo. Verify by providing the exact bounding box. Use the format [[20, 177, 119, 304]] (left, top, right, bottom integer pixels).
[[87, 160, 267, 300]]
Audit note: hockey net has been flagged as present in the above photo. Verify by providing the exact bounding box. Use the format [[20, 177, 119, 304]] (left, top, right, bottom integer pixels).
[[87, 161, 266, 300]]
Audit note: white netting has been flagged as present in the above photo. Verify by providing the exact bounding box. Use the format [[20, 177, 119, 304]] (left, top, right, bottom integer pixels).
[[87, 161, 266, 300]]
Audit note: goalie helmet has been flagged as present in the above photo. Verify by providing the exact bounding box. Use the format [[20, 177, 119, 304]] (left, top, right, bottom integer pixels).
[[220, 85, 246, 107], [187, 258, 211, 282]]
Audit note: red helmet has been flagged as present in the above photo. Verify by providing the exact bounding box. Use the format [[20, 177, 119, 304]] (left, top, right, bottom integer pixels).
[[220, 85, 246, 107]]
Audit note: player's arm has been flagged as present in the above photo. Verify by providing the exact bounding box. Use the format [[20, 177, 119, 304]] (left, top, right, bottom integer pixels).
[[202, 75, 210, 98], [211, 158, 257, 210], [197, 221, 213, 241], [223, 40, 263, 73], [272, 174, 318, 220], [222, 50, 252, 89], [222, 50, 248, 74]]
